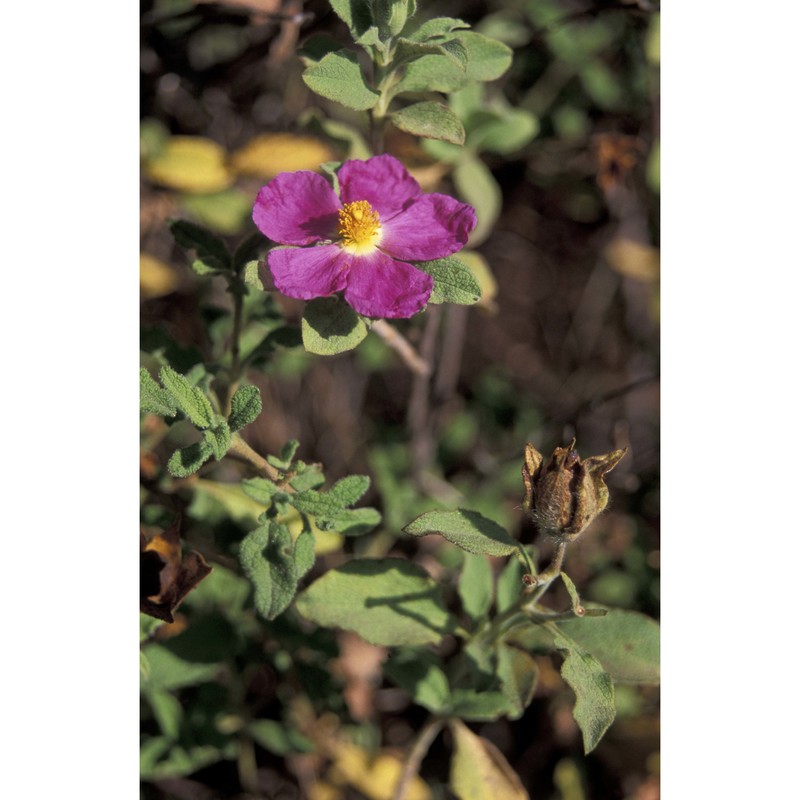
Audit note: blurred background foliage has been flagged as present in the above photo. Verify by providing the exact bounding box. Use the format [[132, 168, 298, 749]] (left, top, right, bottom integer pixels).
[[141, 0, 659, 797]]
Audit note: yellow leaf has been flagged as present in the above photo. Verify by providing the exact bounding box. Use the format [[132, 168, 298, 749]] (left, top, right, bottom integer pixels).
[[328, 742, 432, 800], [604, 238, 660, 283], [231, 133, 336, 179], [144, 136, 234, 194], [449, 720, 528, 800], [140, 253, 179, 299]]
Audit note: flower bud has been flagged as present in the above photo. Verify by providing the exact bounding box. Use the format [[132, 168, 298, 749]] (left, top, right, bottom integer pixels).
[[522, 439, 626, 542]]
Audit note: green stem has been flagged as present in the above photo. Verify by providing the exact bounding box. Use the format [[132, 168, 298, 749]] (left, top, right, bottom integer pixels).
[[228, 434, 281, 481], [391, 716, 444, 800]]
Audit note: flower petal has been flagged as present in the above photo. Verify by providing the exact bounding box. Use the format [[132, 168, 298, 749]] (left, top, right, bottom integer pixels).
[[338, 155, 421, 219], [379, 193, 477, 261], [268, 244, 349, 300], [343, 251, 433, 319], [253, 171, 341, 246]]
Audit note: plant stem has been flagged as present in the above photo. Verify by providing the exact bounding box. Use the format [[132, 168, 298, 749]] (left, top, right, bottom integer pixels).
[[527, 540, 568, 604], [228, 434, 281, 481], [391, 716, 444, 800], [371, 319, 431, 376]]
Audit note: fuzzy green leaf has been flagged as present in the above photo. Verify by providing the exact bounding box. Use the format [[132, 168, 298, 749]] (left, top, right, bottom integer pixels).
[[496, 557, 526, 613], [228, 385, 262, 432], [458, 553, 494, 623], [384, 650, 451, 713], [560, 571, 585, 616], [140, 368, 178, 417], [290, 489, 344, 520], [167, 440, 213, 477], [168, 219, 230, 268], [303, 50, 380, 111], [553, 629, 616, 753], [405, 17, 469, 42], [390, 101, 465, 145], [329, 0, 374, 38], [404, 509, 518, 556], [243, 260, 264, 290], [455, 31, 513, 81], [203, 422, 231, 461], [449, 689, 514, 721], [289, 466, 326, 492], [470, 108, 540, 155], [329, 475, 370, 506], [239, 522, 298, 620], [329, 507, 382, 537], [374, 0, 410, 37], [240, 477, 280, 506], [415, 256, 482, 305], [557, 609, 660, 685], [393, 37, 468, 69], [302, 296, 369, 355], [497, 643, 538, 720], [294, 529, 316, 579], [295, 558, 457, 646], [159, 365, 217, 429]]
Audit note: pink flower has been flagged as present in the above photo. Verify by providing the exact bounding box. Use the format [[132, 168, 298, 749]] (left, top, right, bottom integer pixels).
[[252, 155, 477, 319]]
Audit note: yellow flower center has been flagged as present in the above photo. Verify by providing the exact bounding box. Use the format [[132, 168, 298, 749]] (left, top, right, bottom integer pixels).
[[338, 200, 382, 254]]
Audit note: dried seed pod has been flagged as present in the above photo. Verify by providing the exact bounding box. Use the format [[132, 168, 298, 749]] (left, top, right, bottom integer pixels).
[[522, 439, 627, 542]]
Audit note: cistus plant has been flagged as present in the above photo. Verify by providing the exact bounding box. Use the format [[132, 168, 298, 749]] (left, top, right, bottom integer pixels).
[[140, 1, 660, 798]]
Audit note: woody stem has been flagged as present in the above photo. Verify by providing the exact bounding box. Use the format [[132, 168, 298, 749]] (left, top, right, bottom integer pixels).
[[391, 716, 444, 800]]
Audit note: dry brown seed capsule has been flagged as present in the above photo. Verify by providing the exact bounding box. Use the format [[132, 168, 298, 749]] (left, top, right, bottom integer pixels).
[[522, 439, 627, 542]]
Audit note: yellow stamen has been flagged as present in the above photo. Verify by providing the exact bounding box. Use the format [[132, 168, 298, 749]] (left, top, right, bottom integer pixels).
[[338, 200, 382, 254]]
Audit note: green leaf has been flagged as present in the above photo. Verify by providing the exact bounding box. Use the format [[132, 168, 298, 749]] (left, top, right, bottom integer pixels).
[[557, 609, 660, 685], [384, 650, 451, 713], [470, 108, 539, 155], [496, 644, 538, 720], [329, 0, 374, 39], [228, 385, 262, 432], [144, 688, 183, 739], [167, 440, 213, 477], [329, 474, 371, 506], [140, 644, 220, 691], [453, 157, 502, 247], [496, 557, 525, 613], [190, 258, 224, 276], [140, 368, 178, 417], [405, 17, 470, 42], [289, 466, 326, 492], [328, 506, 382, 537], [159, 365, 217, 429], [458, 553, 493, 623], [295, 558, 457, 646], [294, 529, 316, 579], [203, 422, 231, 461], [375, 0, 410, 37], [449, 688, 514, 721], [394, 31, 512, 95], [393, 37, 468, 69], [168, 219, 230, 268], [390, 101, 465, 145], [239, 522, 298, 620], [290, 489, 344, 521], [302, 296, 368, 355], [241, 476, 280, 505], [414, 256, 481, 305], [303, 50, 380, 111], [278, 439, 300, 466], [553, 629, 616, 753], [247, 719, 313, 755], [403, 509, 518, 557], [298, 33, 344, 66]]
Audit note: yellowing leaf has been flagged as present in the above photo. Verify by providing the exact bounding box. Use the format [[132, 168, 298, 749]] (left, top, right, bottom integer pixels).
[[457, 251, 498, 312], [328, 742, 432, 800], [231, 133, 336, 179], [449, 719, 528, 800], [144, 136, 234, 194], [604, 238, 660, 283], [140, 253, 179, 299]]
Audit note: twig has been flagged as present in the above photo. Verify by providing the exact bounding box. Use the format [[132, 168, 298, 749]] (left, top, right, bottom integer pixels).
[[371, 319, 431, 377], [391, 717, 444, 800]]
